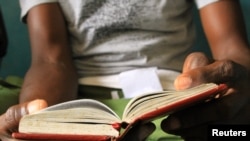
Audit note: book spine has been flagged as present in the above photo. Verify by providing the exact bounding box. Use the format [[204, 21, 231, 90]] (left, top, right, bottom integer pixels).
[[112, 122, 122, 131]]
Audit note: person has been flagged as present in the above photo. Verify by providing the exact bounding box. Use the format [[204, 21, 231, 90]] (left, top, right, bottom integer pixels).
[[1, 0, 250, 140]]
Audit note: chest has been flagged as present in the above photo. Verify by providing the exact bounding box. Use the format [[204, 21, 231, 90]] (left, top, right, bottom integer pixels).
[[59, 0, 193, 30]]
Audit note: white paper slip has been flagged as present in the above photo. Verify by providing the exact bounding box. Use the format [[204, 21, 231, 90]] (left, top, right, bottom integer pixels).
[[119, 67, 163, 98]]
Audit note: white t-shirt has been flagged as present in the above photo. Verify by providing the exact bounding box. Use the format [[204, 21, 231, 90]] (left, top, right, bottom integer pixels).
[[19, 0, 218, 90]]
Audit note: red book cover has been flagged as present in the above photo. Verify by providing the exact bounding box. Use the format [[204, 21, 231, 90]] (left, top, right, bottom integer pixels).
[[12, 133, 115, 141]]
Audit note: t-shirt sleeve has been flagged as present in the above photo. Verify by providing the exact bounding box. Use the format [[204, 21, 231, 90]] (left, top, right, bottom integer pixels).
[[194, 0, 219, 9], [19, 0, 58, 22]]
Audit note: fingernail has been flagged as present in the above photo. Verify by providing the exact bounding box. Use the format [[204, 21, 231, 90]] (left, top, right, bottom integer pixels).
[[175, 75, 192, 90], [27, 99, 47, 114]]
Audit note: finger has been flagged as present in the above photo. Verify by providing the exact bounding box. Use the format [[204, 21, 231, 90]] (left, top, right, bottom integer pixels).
[[166, 124, 208, 141], [175, 52, 211, 90], [182, 52, 211, 73], [137, 122, 156, 141], [119, 122, 155, 141], [0, 134, 27, 141], [1, 99, 47, 132], [174, 60, 247, 90]]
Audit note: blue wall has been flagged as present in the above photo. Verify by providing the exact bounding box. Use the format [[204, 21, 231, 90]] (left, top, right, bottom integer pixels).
[[0, 0, 249, 78], [0, 0, 30, 78]]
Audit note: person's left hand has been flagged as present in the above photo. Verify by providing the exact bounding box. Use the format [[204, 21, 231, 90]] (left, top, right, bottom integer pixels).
[[0, 99, 47, 141], [161, 52, 250, 141]]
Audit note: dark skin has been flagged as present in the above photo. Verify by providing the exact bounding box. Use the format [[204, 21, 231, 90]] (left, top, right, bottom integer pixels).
[[0, 3, 79, 140], [162, 0, 250, 140], [19, 3, 79, 105], [0, 0, 250, 140], [0, 99, 48, 141], [0, 3, 155, 141], [162, 52, 250, 141]]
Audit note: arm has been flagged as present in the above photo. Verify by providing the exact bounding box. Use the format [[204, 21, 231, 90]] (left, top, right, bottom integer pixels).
[[175, 0, 250, 90], [162, 1, 250, 140], [200, 0, 250, 70], [0, 3, 78, 140], [20, 3, 78, 105]]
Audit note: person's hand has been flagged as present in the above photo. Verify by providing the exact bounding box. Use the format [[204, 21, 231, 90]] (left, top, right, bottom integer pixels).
[[161, 52, 250, 141], [0, 99, 47, 141], [118, 122, 156, 141]]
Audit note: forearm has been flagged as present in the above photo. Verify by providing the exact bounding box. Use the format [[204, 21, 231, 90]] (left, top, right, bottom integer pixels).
[[19, 3, 79, 106], [200, 0, 250, 70], [211, 43, 250, 70], [19, 60, 78, 106]]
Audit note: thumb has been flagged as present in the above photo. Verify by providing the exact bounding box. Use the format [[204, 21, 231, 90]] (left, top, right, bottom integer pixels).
[[175, 60, 246, 90], [175, 52, 210, 90], [182, 52, 210, 73], [1, 99, 47, 132]]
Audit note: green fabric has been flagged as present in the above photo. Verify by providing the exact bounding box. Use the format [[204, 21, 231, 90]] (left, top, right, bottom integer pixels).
[[0, 75, 22, 114], [100, 99, 183, 141]]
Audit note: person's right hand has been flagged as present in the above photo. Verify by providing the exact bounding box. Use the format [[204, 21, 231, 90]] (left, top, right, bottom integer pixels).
[[0, 99, 47, 141], [161, 52, 250, 141]]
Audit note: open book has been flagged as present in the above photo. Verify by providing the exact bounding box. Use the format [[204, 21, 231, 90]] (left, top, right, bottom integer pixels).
[[12, 83, 227, 141]]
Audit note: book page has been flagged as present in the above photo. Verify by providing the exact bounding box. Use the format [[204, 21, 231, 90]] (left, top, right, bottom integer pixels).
[[18, 99, 122, 137], [21, 107, 121, 124], [122, 83, 226, 123], [38, 99, 119, 117], [19, 120, 120, 137]]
